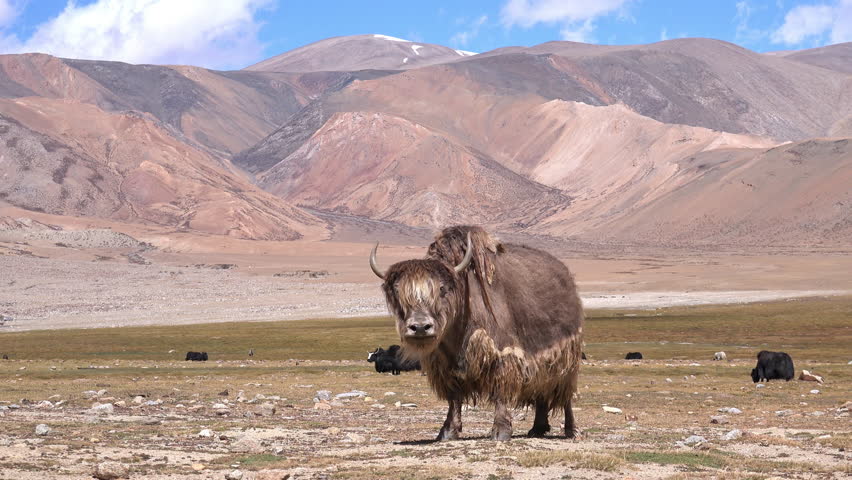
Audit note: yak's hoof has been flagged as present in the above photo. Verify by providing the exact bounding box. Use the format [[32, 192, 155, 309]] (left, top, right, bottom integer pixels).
[[527, 424, 550, 438], [565, 428, 582, 440], [491, 427, 512, 441], [436, 428, 460, 441]]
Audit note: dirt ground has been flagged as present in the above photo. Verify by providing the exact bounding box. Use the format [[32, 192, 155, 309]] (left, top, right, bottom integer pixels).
[[2, 229, 851, 331], [1, 356, 849, 480]]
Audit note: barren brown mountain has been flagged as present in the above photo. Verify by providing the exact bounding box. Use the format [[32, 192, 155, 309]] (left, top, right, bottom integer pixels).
[[1, 36, 850, 248]]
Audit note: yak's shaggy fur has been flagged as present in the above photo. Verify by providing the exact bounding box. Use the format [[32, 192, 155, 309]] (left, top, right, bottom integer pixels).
[[375, 225, 584, 440]]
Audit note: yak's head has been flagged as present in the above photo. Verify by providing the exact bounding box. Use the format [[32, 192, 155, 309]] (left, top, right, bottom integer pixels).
[[370, 234, 473, 354], [750, 368, 760, 383]]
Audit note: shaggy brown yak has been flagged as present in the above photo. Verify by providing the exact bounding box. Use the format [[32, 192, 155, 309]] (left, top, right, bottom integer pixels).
[[370, 226, 584, 441]]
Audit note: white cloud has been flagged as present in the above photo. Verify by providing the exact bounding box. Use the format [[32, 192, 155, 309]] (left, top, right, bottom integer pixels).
[[500, 0, 631, 42], [560, 19, 596, 43], [0, 0, 19, 27], [771, 0, 852, 45], [451, 14, 488, 47], [1, 0, 273, 69]]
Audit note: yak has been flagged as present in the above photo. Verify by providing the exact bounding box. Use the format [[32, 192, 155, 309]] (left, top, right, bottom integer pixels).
[[370, 225, 584, 441], [367, 345, 421, 375], [625, 352, 643, 360], [751, 350, 794, 382], [185, 351, 208, 361]]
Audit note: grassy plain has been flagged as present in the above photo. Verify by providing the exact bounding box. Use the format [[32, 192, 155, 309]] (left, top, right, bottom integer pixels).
[[0, 296, 850, 479]]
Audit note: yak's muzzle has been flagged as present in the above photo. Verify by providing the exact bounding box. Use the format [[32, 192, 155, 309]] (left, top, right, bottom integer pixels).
[[404, 313, 436, 338]]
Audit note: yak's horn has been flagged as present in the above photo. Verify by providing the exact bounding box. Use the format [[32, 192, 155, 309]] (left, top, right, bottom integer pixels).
[[369, 242, 385, 279], [454, 233, 474, 273]]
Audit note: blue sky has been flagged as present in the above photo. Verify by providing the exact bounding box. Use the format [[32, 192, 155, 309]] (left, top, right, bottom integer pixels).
[[0, 0, 850, 69]]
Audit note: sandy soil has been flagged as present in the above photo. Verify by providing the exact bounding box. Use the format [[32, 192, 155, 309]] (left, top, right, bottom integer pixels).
[[2, 224, 851, 331]]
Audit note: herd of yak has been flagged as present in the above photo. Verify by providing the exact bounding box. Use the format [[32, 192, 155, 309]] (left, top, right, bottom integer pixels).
[[172, 225, 804, 441]]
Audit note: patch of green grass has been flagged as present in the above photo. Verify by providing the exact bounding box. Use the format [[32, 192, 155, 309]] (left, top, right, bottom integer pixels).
[[584, 296, 852, 361], [515, 450, 624, 471], [0, 316, 399, 361], [624, 450, 726, 470]]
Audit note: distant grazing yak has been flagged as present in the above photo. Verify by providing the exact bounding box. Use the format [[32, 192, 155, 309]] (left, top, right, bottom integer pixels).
[[625, 352, 643, 360], [367, 345, 421, 375], [370, 225, 584, 441], [185, 351, 208, 361], [713, 351, 727, 361], [2, 354, 8, 360], [751, 351, 794, 382]]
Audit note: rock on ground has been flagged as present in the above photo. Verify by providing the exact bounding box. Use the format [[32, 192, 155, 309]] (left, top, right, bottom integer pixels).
[[93, 462, 129, 480]]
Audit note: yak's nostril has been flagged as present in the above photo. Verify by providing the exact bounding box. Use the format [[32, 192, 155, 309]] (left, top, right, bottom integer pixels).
[[408, 325, 418, 333], [423, 324, 433, 331]]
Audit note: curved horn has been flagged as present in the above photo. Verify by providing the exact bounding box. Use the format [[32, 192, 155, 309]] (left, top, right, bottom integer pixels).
[[454, 232, 474, 273], [369, 242, 385, 279]]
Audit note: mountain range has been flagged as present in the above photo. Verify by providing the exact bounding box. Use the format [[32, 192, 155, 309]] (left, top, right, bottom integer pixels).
[[1, 35, 850, 248]]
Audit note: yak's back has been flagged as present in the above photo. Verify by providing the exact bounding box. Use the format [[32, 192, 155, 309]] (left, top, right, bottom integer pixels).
[[429, 226, 582, 355]]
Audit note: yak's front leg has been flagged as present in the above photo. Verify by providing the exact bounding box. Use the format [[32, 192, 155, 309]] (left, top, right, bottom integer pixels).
[[490, 401, 512, 441], [528, 400, 551, 437], [436, 399, 462, 441]]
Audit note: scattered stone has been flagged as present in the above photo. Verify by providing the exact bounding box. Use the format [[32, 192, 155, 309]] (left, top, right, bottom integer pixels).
[[132, 396, 145, 404], [35, 400, 54, 409], [810, 389, 820, 394], [225, 470, 244, 480], [665, 378, 673, 383], [602, 406, 623, 414], [35, 424, 51, 436], [775, 410, 794, 417], [232, 436, 263, 453], [370, 403, 386, 409], [198, 429, 213, 438], [313, 402, 331, 410], [212, 403, 228, 409], [335, 390, 367, 399], [89, 403, 114, 415], [93, 462, 129, 480], [83, 390, 99, 399], [255, 402, 276, 417], [326, 427, 341, 435], [756, 383, 765, 388], [363, 396, 374, 402], [718, 407, 742, 415], [144, 399, 162, 406], [384, 392, 396, 396], [721, 429, 743, 441], [314, 390, 331, 402], [191, 463, 205, 471], [710, 415, 729, 424], [344, 433, 366, 443], [799, 370, 824, 383], [605, 434, 626, 442], [683, 435, 707, 446]]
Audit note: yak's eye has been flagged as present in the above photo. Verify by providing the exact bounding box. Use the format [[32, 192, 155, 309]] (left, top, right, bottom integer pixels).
[[439, 285, 447, 297]]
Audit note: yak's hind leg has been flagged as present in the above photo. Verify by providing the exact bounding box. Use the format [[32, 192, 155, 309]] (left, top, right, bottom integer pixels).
[[564, 397, 578, 439], [437, 399, 462, 441], [491, 401, 513, 441], [527, 401, 551, 437]]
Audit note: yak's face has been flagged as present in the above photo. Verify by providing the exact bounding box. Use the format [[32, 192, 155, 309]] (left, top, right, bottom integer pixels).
[[751, 368, 760, 383], [381, 260, 462, 354]]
